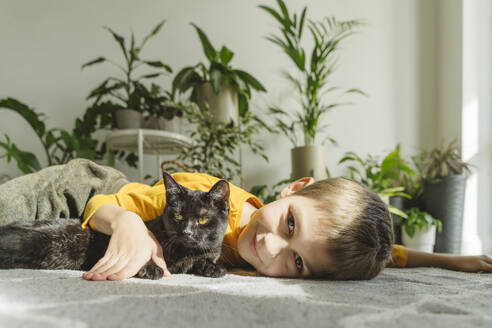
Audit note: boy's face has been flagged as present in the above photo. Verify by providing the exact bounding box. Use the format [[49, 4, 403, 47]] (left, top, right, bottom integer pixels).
[[237, 178, 333, 278]]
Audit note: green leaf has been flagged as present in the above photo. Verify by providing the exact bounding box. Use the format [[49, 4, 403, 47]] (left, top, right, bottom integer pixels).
[[81, 57, 106, 70], [143, 60, 172, 73], [345, 88, 368, 97], [233, 69, 267, 92], [0, 97, 46, 138], [191, 23, 217, 62], [210, 69, 224, 94], [258, 5, 286, 28], [219, 46, 234, 65], [141, 20, 166, 48], [298, 7, 307, 39], [103, 26, 128, 63], [172, 66, 203, 93], [0, 135, 41, 173]]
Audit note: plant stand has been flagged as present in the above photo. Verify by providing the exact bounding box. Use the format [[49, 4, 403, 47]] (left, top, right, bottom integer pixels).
[[106, 129, 192, 182]]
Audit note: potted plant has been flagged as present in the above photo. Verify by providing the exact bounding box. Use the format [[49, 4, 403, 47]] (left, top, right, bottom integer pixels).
[[386, 147, 432, 244], [402, 207, 442, 252], [172, 24, 266, 125], [82, 20, 173, 129], [176, 101, 270, 184], [420, 139, 473, 253], [140, 83, 186, 133], [337, 146, 412, 220], [259, 0, 365, 181]]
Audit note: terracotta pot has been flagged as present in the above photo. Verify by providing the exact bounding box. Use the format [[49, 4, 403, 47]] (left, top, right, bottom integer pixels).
[[197, 82, 238, 125], [291, 145, 327, 181], [115, 109, 142, 129]]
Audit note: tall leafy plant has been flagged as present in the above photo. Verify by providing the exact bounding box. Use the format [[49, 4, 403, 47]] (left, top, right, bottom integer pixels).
[[82, 20, 173, 114], [259, 0, 365, 146], [172, 24, 266, 117]]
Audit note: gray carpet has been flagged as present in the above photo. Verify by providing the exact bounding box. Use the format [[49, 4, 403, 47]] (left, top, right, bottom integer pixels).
[[0, 268, 491, 328]]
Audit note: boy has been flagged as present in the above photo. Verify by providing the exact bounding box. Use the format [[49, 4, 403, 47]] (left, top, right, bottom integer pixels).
[[78, 162, 492, 281], [0, 159, 490, 280]]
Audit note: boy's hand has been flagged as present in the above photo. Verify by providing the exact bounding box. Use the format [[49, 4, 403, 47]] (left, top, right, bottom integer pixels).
[[82, 213, 171, 281], [448, 254, 492, 273]]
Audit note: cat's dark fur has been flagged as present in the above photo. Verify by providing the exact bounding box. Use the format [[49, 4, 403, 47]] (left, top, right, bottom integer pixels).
[[0, 171, 230, 279]]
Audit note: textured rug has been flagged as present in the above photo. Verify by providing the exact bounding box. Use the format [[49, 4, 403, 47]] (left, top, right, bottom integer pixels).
[[0, 268, 491, 328]]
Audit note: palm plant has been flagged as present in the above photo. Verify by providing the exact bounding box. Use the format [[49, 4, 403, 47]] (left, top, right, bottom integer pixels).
[[172, 24, 266, 117], [259, 0, 365, 146]]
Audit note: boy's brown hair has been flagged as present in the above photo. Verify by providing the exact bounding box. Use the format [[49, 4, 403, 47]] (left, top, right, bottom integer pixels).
[[292, 177, 394, 280]]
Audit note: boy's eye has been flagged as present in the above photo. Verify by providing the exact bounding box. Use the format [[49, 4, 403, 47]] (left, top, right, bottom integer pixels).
[[287, 212, 295, 233], [295, 254, 304, 273]]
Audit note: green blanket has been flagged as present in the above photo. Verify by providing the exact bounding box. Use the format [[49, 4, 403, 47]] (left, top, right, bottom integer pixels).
[[0, 159, 129, 226]]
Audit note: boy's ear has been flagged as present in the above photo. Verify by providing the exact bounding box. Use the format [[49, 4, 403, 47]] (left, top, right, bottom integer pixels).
[[279, 177, 315, 198]]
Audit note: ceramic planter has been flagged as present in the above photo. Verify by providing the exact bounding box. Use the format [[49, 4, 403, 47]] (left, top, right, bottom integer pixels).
[[197, 82, 238, 125], [157, 116, 184, 133], [421, 174, 466, 253], [115, 109, 142, 129], [291, 145, 327, 181], [389, 196, 423, 245], [402, 225, 436, 252]]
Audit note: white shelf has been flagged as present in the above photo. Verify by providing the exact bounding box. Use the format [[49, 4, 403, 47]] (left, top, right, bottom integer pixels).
[[106, 129, 191, 155], [106, 129, 192, 182]]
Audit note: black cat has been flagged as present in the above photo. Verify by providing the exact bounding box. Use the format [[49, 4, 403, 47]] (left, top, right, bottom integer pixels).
[[0, 171, 230, 279]]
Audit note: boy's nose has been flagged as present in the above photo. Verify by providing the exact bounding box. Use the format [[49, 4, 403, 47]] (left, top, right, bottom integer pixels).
[[262, 232, 288, 265]]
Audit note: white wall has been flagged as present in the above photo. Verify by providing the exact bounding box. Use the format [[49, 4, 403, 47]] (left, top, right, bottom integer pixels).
[[0, 0, 437, 186]]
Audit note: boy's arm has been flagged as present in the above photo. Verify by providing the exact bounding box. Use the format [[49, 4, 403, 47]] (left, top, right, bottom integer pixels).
[[82, 203, 171, 281], [406, 249, 492, 273]]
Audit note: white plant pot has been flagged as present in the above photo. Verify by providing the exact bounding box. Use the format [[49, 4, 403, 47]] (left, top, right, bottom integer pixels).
[[157, 116, 184, 133], [291, 145, 327, 181], [197, 82, 238, 125], [402, 225, 437, 252], [115, 109, 142, 129]]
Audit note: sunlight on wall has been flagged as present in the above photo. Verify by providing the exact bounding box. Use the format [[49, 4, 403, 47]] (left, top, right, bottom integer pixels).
[[461, 97, 479, 162], [461, 171, 481, 254]]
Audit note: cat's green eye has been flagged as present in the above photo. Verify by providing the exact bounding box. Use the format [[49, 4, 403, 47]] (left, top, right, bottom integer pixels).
[[198, 217, 209, 225], [174, 214, 183, 221]]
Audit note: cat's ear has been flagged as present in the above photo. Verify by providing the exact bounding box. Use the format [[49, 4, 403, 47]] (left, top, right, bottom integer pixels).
[[162, 171, 184, 195], [208, 180, 230, 209]]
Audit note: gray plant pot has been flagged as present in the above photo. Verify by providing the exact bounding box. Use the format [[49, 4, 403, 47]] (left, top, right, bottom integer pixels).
[[115, 109, 142, 129], [421, 174, 467, 254], [290, 145, 327, 181]]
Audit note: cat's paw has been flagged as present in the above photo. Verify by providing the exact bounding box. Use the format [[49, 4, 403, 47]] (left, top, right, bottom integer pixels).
[[192, 259, 227, 278], [137, 262, 164, 280]]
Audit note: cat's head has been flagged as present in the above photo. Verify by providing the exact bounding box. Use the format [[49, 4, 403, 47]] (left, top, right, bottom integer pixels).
[[160, 171, 230, 250]]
